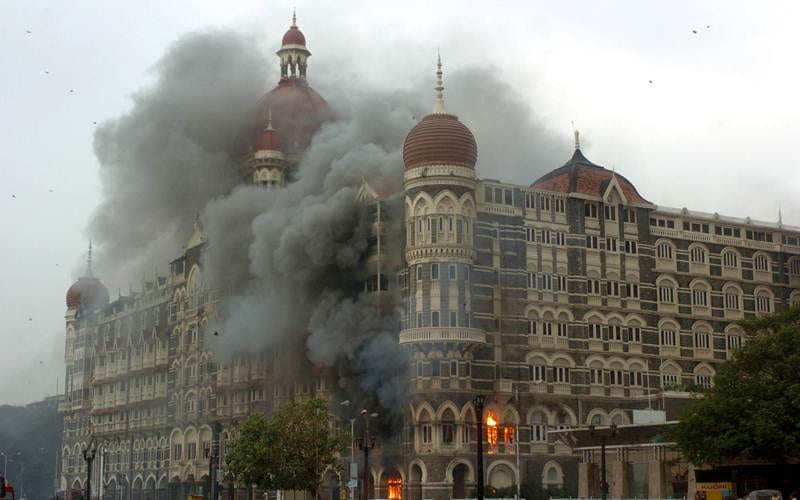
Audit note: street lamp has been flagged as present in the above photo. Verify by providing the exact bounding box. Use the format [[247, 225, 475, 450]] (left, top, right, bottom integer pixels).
[[357, 410, 377, 500], [472, 394, 486, 500], [589, 424, 618, 500], [82, 437, 99, 500], [339, 401, 357, 500]]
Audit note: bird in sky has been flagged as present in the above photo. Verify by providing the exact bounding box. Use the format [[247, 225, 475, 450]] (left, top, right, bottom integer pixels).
[[692, 30, 698, 34], [649, 80, 654, 84], [44, 70, 50, 74], [26, 30, 31, 34], [11, 194, 16, 198]]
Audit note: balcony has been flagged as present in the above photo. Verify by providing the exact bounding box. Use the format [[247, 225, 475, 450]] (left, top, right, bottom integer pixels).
[[399, 327, 487, 346]]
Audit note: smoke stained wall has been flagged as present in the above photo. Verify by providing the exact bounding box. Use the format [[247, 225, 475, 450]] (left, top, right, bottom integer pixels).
[[87, 27, 569, 416]]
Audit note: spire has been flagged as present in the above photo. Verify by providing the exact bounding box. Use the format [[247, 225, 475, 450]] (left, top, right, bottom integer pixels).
[[86, 241, 94, 277], [432, 52, 447, 114], [292, 8, 297, 27], [265, 107, 274, 131], [779, 204, 784, 227], [574, 129, 581, 150]]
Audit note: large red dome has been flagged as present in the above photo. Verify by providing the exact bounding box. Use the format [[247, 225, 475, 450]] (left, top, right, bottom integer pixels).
[[256, 79, 332, 154], [403, 113, 477, 170], [66, 276, 109, 310]]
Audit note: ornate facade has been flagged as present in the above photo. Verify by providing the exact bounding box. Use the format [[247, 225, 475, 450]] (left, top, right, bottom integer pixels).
[[59, 15, 800, 500]]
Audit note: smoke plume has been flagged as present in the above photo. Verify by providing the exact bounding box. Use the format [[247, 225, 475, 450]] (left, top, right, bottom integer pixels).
[[88, 27, 569, 416]]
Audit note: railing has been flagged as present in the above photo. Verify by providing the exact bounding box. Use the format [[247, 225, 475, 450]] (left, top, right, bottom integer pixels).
[[399, 327, 487, 345]]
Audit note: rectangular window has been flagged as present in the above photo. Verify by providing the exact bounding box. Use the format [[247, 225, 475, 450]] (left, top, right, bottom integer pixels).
[[528, 320, 537, 335], [431, 263, 439, 280], [431, 311, 440, 327], [630, 371, 643, 387], [629, 326, 642, 343], [450, 361, 458, 377], [422, 424, 432, 444], [449, 311, 457, 326], [624, 240, 637, 254], [727, 335, 742, 351], [485, 186, 493, 202], [448, 264, 456, 280], [555, 198, 565, 213], [604, 205, 617, 221], [464, 266, 469, 281], [416, 312, 423, 327], [416, 266, 422, 281], [529, 365, 546, 382], [504, 189, 513, 205], [695, 332, 710, 349], [590, 368, 603, 385], [661, 329, 677, 346], [609, 325, 623, 342], [625, 283, 639, 299], [659, 286, 675, 303], [607, 281, 620, 297], [556, 275, 567, 292], [588, 323, 602, 340], [624, 208, 637, 223], [557, 323, 568, 338], [555, 232, 566, 246], [609, 369, 624, 385], [606, 237, 618, 252], [542, 321, 553, 336], [416, 362, 423, 377], [586, 235, 599, 249], [540, 273, 552, 291], [692, 289, 709, 307], [540, 229, 551, 244], [587, 279, 601, 295], [431, 360, 441, 377], [526, 228, 535, 242], [442, 422, 455, 444], [554, 367, 570, 383], [662, 373, 679, 388], [585, 203, 598, 218]]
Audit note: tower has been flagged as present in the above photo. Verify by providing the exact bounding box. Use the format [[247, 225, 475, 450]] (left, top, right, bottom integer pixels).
[[245, 109, 286, 186], [400, 56, 486, 480], [277, 9, 311, 80]]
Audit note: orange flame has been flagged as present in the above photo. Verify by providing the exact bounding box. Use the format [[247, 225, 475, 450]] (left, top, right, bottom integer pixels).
[[486, 411, 498, 445], [387, 478, 402, 499]]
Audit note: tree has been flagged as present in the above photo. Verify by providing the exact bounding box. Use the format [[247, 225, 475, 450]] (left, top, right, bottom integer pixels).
[[671, 308, 800, 464], [225, 398, 347, 497]]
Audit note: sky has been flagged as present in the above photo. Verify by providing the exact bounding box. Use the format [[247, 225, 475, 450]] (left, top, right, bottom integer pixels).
[[1, 0, 799, 405]]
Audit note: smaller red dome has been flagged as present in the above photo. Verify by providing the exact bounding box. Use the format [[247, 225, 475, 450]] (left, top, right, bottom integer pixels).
[[66, 276, 109, 310], [403, 114, 478, 170], [282, 26, 306, 46], [255, 126, 280, 152]]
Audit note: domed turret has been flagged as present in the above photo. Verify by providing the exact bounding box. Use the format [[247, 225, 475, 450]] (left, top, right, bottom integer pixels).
[[255, 11, 332, 156], [248, 109, 286, 187], [66, 243, 109, 311], [403, 55, 477, 171]]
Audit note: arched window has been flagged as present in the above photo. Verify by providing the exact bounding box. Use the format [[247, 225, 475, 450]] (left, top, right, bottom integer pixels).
[[542, 462, 564, 488], [753, 253, 770, 272], [725, 325, 744, 352], [693, 323, 711, 350], [691, 282, 710, 307], [790, 258, 800, 276], [529, 356, 547, 382], [657, 278, 676, 304], [440, 408, 456, 445], [689, 245, 707, 264], [722, 249, 739, 268], [656, 241, 674, 260], [754, 288, 773, 314], [724, 284, 742, 311], [660, 321, 679, 347], [608, 361, 625, 386], [694, 364, 715, 390], [660, 362, 681, 389], [529, 411, 548, 442], [419, 410, 433, 445]]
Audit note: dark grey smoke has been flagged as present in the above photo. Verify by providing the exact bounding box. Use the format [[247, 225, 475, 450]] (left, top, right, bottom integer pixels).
[[89, 30, 268, 283], [87, 28, 569, 415]]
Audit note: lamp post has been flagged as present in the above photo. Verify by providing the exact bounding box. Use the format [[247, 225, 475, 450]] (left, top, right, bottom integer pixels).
[[339, 401, 356, 500], [357, 410, 377, 500], [472, 394, 486, 500], [589, 424, 617, 500], [82, 437, 99, 500]]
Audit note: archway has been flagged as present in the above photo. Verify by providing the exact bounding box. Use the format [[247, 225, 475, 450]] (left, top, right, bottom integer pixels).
[[453, 463, 469, 499], [131, 477, 143, 500], [156, 476, 168, 500], [380, 468, 403, 499], [104, 478, 117, 500], [409, 464, 423, 500], [488, 463, 514, 496], [143, 477, 155, 500]]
